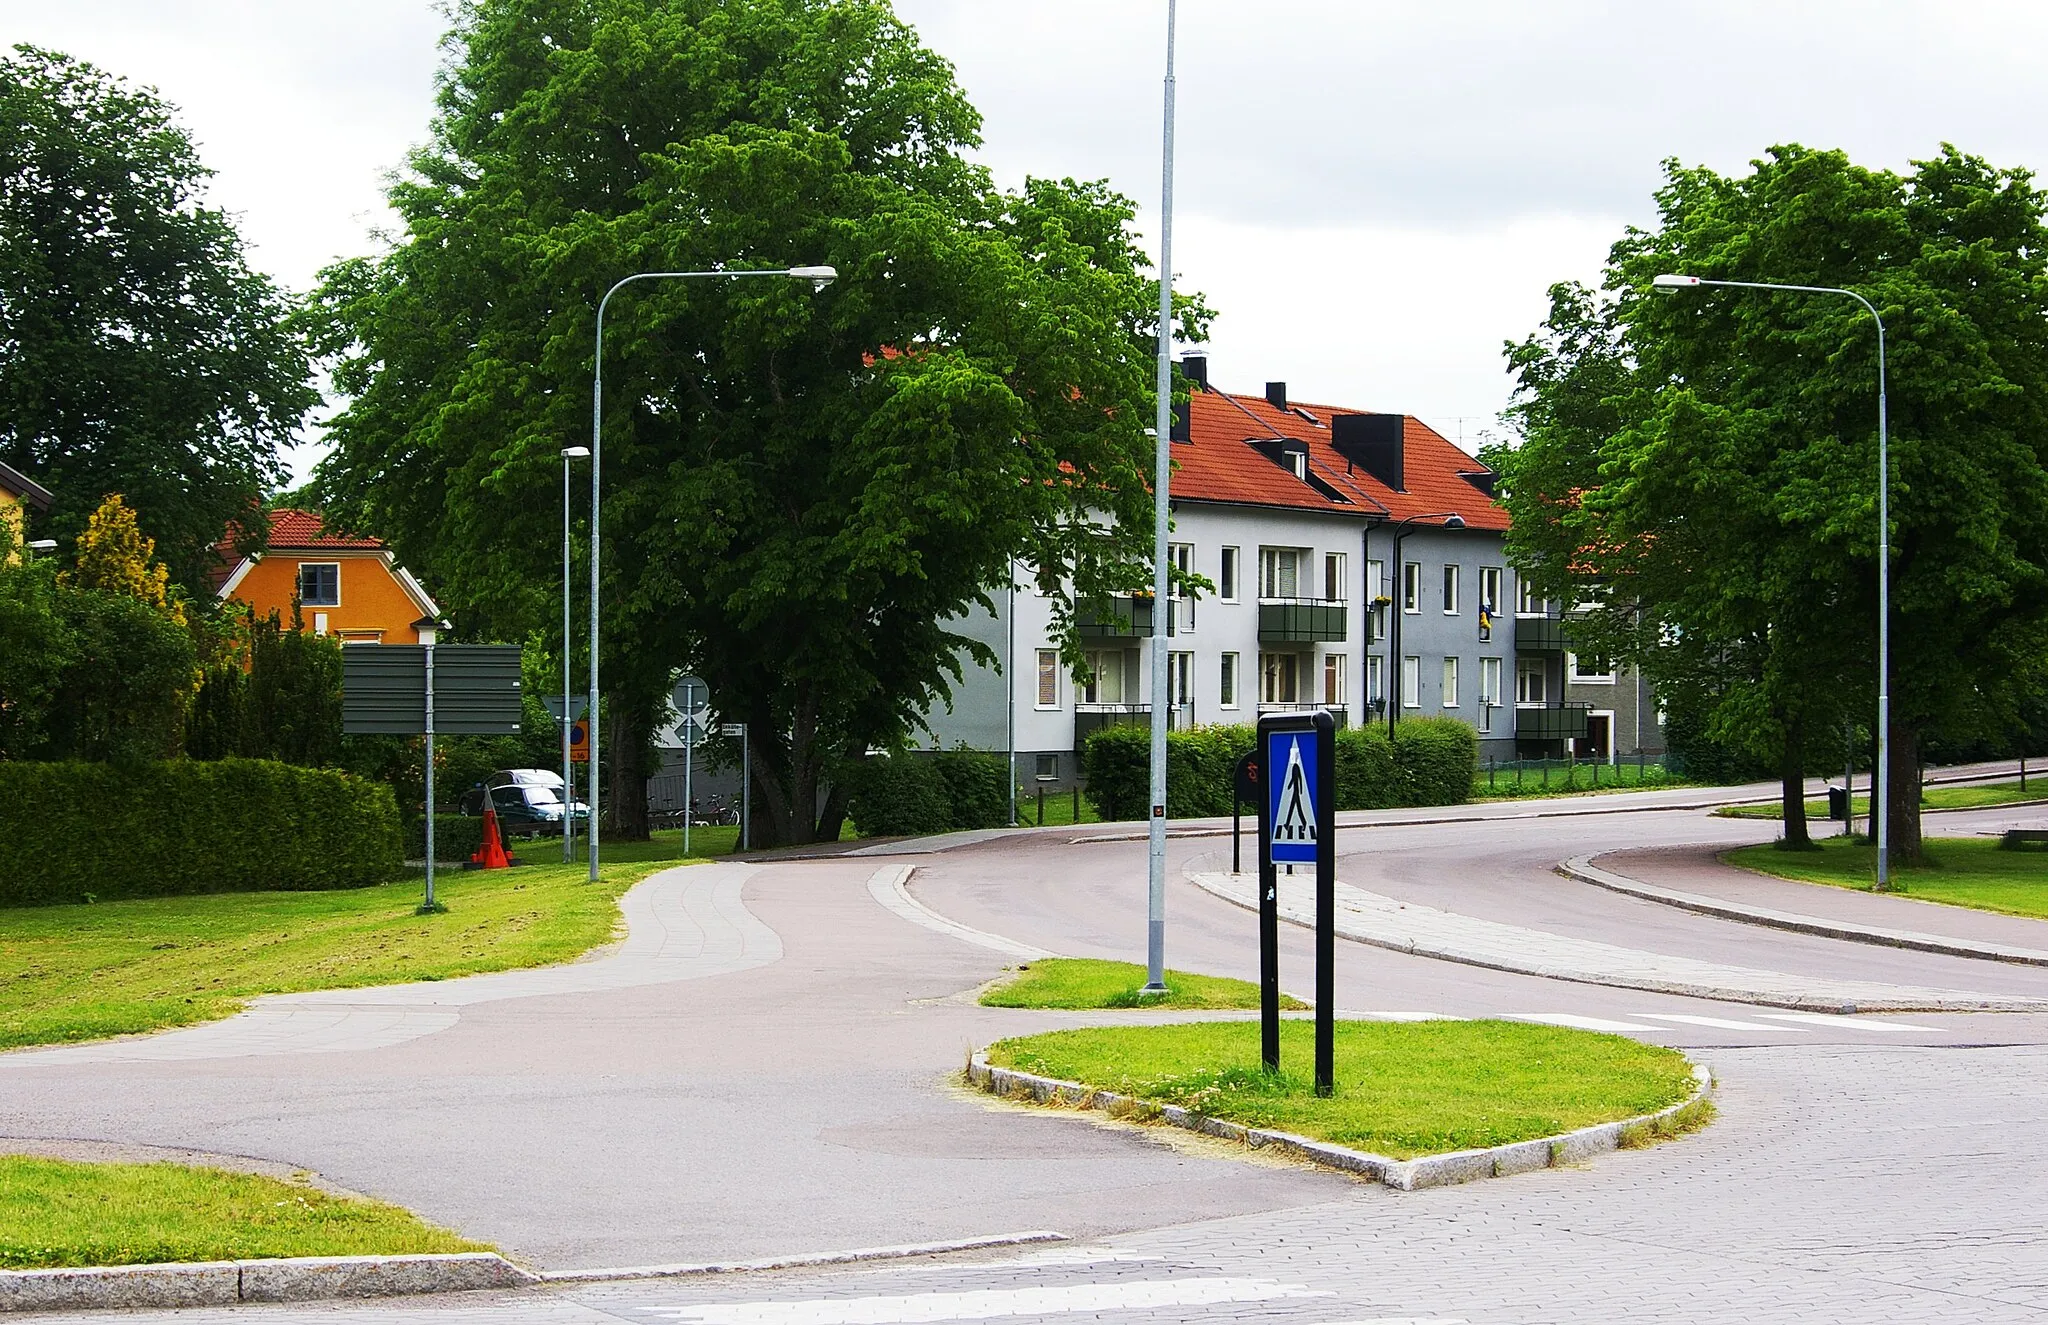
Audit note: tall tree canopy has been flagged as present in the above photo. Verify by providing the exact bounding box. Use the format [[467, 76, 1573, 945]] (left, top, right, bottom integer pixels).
[[314, 0, 1198, 845], [0, 46, 316, 593], [1492, 145, 2048, 857]]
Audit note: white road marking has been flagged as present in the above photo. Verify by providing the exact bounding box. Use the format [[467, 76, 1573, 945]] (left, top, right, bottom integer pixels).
[[651, 1277, 1331, 1324], [1507, 1013, 1660, 1034], [1756, 1012, 1946, 1033], [864, 865, 1055, 960], [1640, 1013, 1808, 1032]]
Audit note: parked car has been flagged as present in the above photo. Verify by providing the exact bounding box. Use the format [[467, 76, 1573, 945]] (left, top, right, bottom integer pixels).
[[458, 769, 589, 837]]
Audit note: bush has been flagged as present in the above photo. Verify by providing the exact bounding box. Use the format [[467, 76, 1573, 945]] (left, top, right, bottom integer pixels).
[[1392, 717, 1477, 806], [0, 759, 405, 906], [1334, 725, 1398, 810], [404, 814, 487, 862], [845, 754, 952, 837], [1081, 725, 1149, 821], [932, 749, 1010, 830]]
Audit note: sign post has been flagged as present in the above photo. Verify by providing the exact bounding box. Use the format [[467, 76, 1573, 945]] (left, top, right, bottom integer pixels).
[[673, 676, 708, 854], [1255, 710, 1337, 1095], [721, 723, 749, 850], [544, 694, 589, 863]]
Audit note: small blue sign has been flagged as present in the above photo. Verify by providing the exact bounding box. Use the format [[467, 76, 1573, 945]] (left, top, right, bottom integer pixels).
[[1267, 728, 1319, 866]]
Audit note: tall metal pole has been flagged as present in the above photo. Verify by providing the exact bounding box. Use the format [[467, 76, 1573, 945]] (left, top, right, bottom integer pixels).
[[562, 449, 576, 864], [587, 265, 834, 884], [1652, 276, 1889, 888], [1142, 0, 1177, 994], [1006, 578, 1018, 827], [422, 640, 437, 912]]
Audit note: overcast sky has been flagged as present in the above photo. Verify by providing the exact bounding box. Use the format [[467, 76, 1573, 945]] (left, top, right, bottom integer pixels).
[[10, 1, 2048, 478]]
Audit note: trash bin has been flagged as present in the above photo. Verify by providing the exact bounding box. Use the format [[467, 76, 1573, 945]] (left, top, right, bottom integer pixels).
[[1827, 786, 1851, 821]]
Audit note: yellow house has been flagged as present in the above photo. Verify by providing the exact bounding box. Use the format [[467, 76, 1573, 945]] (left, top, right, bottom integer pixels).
[[0, 460, 53, 561], [212, 509, 444, 644]]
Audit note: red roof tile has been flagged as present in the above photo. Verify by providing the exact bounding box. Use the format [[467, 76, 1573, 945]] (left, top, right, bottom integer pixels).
[[207, 509, 390, 590], [1171, 389, 1508, 532]]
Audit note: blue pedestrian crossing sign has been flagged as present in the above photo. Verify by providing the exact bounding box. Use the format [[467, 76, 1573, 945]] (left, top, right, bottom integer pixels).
[[1267, 727, 1320, 865]]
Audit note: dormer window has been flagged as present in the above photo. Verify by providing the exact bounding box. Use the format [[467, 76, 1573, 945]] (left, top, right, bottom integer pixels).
[[298, 562, 340, 607]]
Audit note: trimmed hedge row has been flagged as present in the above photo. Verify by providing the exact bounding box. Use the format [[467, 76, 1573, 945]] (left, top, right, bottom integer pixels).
[[845, 749, 1012, 837], [405, 814, 489, 862], [1083, 717, 1477, 820], [0, 759, 405, 907]]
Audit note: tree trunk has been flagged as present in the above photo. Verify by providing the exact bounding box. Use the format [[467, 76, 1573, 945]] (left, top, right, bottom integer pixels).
[[1886, 721, 1924, 866], [1777, 710, 1815, 851], [606, 699, 651, 842]]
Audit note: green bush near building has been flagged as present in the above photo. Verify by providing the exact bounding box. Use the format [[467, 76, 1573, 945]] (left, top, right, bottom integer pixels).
[[845, 748, 1013, 837], [0, 759, 404, 907]]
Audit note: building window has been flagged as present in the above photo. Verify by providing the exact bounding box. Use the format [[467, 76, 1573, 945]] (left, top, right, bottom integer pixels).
[[1441, 564, 1460, 615], [1366, 654, 1384, 706], [1367, 557, 1387, 642], [1441, 656, 1460, 708], [1479, 657, 1502, 732], [1400, 656, 1421, 708], [1516, 576, 1546, 616], [1517, 657, 1547, 706], [1168, 650, 1194, 709], [1220, 652, 1239, 708], [1480, 566, 1503, 617], [1169, 542, 1193, 598], [1034, 753, 1060, 782], [1220, 547, 1240, 602], [297, 562, 340, 607], [1260, 652, 1300, 704], [1036, 650, 1060, 708], [1323, 551, 1346, 602], [1402, 561, 1421, 613], [1569, 652, 1617, 684], [1323, 653, 1346, 706], [1260, 547, 1301, 598], [1080, 648, 1131, 705]]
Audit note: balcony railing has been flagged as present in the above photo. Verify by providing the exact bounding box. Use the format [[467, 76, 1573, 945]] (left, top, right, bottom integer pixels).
[[1514, 702, 1591, 741], [1256, 701, 1349, 729], [1515, 616, 1569, 652], [1257, 598, 1347, 643], [1076, 595, 1188, 638]]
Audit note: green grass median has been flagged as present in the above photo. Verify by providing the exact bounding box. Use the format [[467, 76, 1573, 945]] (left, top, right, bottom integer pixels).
[[985, 1019, 1701, 1160], [1726, 836, 2048, 919], [0, 831, 711, 1052], [0, 1157, 485, 1268], [1715, 780, 2044, 821], [979, 958, 1307, 1011]]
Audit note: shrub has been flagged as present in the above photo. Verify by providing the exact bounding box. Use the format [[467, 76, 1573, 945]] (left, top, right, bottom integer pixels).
[[404, 814, 487, 862], [845, 754, 952, 837], [1081, 724, 1149, 821], [0, 759, 405, 907], [1393, 717, 1478, 806], [933, 749, 1010, 830], [1334, 725, 1398, 810]]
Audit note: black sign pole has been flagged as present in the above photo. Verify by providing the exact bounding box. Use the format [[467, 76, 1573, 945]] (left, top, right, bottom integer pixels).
[[1254, 723, 1281, 1076], [1313, 709, 1336, 1097]]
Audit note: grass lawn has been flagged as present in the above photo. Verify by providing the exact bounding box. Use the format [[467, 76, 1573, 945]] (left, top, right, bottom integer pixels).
[[986, 1019, 1700, 1160], [1725, 836, 2048, 919], [1716, 780, 2046, 821], [1471, 761, 1692, 801], [0, 1157, 485, 1268], [0, 830, 711, 1052], [979, 958, 1308, 1011], [1010, 789, 1102, 828]]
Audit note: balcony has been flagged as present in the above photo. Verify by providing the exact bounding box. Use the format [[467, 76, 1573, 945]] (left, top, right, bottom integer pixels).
[[1073, 703, 1149, 750], [1514, 702, 1591, 741], [1257, 701, 1348, 729], [1258, 598, 1347, 644], [1515, 616, 1569, 653], [1076, 595, 1186, 639]]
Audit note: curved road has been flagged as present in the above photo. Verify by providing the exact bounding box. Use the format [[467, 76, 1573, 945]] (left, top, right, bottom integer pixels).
[[9, 787, 2048, 1323]]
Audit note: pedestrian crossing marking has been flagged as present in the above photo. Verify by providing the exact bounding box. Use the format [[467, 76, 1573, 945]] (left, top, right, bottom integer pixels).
[[1641, 1013, 1806, 1032], [1507, 1013, 1660, 1033], [652, 1277, 1333, 1324], [1757, 1012, 1945, 1033]]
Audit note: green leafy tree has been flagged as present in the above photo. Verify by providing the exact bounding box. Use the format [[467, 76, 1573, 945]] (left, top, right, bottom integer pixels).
[[1493, 145, 2048, 859], [312, 0, 1199, 844], [0, 45, 317, 593]]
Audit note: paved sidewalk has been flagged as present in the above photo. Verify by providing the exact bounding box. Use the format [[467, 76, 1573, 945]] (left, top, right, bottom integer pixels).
[[1190, 868, 2048, 1011]]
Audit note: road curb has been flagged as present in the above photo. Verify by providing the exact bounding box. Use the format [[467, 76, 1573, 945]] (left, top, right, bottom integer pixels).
[[1561, 854, 2048, 968], [0, 1253, 536, 1314], [535, 1231, 1071, 1284], [967, 1050, 1713, 1191]]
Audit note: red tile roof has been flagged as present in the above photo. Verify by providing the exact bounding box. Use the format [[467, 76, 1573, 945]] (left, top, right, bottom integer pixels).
[[207, 509, 389, 590], [1172, 388, 1508, 532]]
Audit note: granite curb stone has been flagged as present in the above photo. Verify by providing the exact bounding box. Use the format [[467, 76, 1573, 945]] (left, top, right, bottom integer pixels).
[[0, 1253, 535, 1314], [966, 1050, 1714, 1190], [1562, 853, 2048, 968]]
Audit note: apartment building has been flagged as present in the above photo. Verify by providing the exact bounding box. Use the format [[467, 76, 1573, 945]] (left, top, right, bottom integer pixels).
[[923, 360, 1660, 785]]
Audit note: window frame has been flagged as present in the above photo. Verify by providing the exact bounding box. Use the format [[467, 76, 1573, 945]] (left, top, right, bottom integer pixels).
[[1441, 564, 1460, 616], [1516, 657, 1548, 707], [1035, 649, 1061, 709], [1568, 652, 1617, 685], [1220, 546, 1240, 602], [1366, 653, 1384, 706], [1441, 655, 1460, 708], [1260, 547, 1301, 599], [1400, 655, 1421, 709], [1322, 652, 1346, 706], [1323, 551, 1346, 603], [297, 561, 341, 608], [1259, 651, 1301, 704], [1219, 651, 1239, 709], [1402, 561, 1422, 613]]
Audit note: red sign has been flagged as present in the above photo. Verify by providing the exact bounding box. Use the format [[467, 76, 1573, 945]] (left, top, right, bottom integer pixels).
[[570, 720, 589, 763]]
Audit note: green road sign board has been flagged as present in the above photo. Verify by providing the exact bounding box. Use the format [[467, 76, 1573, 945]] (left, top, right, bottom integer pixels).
[[342, 645, 523, 735]]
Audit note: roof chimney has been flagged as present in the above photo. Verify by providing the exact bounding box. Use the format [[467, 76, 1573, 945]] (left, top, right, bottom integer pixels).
[[1180, 355, 1209, 391], [1170, 400, 1191, 443], [1265, 381, 1288, 412], [1331, 413, 1406, 492]]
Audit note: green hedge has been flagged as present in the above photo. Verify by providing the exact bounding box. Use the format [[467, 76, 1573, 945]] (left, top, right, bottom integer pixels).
[[1084, 718, 1474, 820], [0, 759, 405, 907], [845, 748, 1013, 837], [404, 814, 488, 862]]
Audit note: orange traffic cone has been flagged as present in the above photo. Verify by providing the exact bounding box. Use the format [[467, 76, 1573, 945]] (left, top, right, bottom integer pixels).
[[470, 807, 514, 869]]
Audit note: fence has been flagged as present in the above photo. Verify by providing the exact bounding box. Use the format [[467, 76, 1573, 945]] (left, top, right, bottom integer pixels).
[[1479, 751, 1682, 795]]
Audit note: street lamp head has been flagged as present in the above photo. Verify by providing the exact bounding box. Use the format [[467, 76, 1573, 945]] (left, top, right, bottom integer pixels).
[[1652, 273, 1700, 289], [1443, 514, 1467, 530], [787, 265, 837, 291], [561, 446, 591, 459]]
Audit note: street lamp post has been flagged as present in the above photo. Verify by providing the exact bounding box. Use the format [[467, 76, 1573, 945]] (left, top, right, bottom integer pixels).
[[560, 445, 590, 864], [1652, 273, 1891, 889], [1380, 513, 1466, 740], [587, 263, 837, 882], [1140, 0, 1179, 997]]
